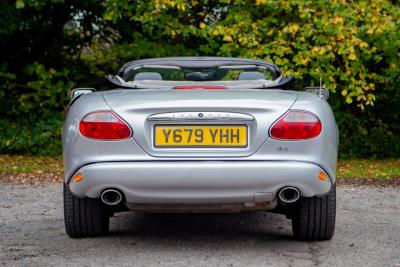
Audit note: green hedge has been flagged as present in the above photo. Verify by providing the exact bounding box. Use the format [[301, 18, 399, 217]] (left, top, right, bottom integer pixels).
[[332, 83, 400, 158], [0, 115, 64, 156]]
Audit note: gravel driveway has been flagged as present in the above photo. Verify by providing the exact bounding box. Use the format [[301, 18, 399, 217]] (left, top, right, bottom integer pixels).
[[0, 182, 399, 266]]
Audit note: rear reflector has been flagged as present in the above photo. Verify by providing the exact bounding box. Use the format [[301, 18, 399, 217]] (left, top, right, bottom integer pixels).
[[270, 110, 322, 140], [173, 85, 227, 90], [79, 111, 131, 140], [318, 171, 328, 181], [73, 173, 84, 183]]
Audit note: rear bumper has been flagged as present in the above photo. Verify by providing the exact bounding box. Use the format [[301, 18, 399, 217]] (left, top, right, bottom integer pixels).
[[68, 161, 332, 210]]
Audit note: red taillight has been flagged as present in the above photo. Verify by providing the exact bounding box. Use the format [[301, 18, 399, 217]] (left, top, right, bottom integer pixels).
[[270, 110, 322, 140], [79, 111, 131, 140], [173, 85, 227, 90]]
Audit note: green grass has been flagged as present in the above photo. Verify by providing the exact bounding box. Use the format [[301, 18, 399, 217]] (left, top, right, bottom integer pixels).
[[0, 154, 63, 174], [337, 158, 400, 179], [0, 154, 399, 179]]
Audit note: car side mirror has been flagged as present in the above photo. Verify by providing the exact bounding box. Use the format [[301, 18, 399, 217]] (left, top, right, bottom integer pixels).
[[304, 87, 329, 100]]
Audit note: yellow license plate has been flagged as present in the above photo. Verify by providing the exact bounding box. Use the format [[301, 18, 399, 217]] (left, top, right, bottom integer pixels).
[[154, 125, 248, 147]]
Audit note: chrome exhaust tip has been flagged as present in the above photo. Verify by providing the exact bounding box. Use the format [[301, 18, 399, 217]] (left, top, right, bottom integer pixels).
[[101, 189, 123, 206], [278, 187, 300, 204]]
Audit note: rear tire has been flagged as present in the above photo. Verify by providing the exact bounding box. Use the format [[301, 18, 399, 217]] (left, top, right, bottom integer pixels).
[[291, 184, 336, 241], [63, 183, 110, 238]]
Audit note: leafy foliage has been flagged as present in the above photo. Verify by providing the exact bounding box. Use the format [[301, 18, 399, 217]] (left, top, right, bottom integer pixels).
[[0, 114, 64, 155], [0, 0, 399, 157]]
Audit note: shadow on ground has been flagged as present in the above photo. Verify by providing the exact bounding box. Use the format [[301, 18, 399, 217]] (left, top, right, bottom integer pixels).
[[110, 211, 293, 241]]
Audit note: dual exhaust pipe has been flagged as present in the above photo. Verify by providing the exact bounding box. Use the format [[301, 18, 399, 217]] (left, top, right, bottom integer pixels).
[[101, 187, 299, 206], [101, 189, 123, 206], [278, 186, 300, 204]]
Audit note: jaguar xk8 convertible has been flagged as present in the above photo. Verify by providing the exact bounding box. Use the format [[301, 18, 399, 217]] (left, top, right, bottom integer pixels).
[[63, 57, 338, 240]]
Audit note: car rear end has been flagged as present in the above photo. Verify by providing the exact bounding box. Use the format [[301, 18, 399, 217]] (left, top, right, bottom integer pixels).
[[63, 57, 338, 240], [63, 88, 337, 239]]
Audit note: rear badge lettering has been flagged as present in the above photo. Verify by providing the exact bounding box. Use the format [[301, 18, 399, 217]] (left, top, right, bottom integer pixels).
[[277, 146, 289, 152]]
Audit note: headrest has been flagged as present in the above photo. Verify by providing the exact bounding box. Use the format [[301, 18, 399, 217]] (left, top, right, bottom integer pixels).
[[134, 72, 162, 81], [237, 71, 265, 80]]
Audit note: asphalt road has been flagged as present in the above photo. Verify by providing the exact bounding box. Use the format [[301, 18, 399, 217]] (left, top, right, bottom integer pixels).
[[0, 182, 399, 267]]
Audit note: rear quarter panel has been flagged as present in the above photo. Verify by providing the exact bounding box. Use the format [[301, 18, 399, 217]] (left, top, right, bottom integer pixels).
[[62, 93, 153, 181], [252, 92, 339, 182]]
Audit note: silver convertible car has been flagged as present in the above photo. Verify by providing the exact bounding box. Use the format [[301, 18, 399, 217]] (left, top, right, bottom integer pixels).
[[63, 57, 338, 240]]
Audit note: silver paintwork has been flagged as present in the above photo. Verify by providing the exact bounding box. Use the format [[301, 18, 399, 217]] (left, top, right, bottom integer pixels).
[[101, 89, 297, 158], [68, 161, 331, 211], [147, 112, 254, 121], [134, 64, 182, 70], [63, 57, 339, 212], [218, 64, 262, 70]]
